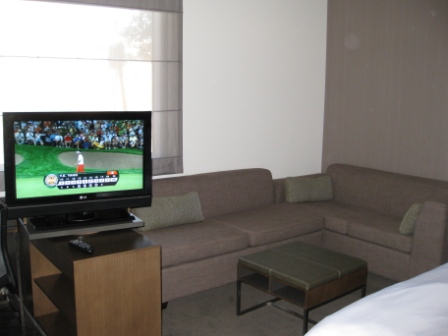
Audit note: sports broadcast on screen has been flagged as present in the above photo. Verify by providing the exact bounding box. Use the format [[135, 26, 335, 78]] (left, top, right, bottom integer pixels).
[[13, 119, 145, 199]]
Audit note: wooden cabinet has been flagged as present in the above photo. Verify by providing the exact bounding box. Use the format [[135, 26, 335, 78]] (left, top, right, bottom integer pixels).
[[28, 229, 161, 336]]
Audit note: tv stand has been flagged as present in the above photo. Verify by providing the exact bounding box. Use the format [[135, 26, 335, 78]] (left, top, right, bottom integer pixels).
[[66, 211, 98, 222], [23, 210, 144, 239], [19, 226, 161, 336]]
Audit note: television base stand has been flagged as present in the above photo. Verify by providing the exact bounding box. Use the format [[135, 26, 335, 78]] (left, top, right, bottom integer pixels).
[[21, 211, 144, 239]]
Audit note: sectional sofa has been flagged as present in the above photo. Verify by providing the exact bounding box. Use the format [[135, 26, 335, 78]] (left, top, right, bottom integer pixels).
[[133, 164, 448, 303]]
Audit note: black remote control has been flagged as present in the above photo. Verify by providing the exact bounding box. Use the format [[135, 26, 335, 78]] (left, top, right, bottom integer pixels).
[[68, 239, 94, 254]]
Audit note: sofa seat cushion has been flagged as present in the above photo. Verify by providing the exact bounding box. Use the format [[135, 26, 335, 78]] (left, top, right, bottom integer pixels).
[[297, 201, 358, 234], [138, 219, 249, 268], [215, 203, 324, 247], [300, 201, 396, 235], [348, 218, 413, 253], [301, 201, 413, 253]]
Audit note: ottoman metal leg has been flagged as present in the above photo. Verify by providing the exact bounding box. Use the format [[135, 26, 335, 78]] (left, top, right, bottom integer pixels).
[[303, 309, 309, 334], [236, 280, 242, 315], [237, 280, 280, 316]]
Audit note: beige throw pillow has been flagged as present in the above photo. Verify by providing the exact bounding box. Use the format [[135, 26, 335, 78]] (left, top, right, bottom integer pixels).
[[399, 203, 423, 235], [285, 175, 333, 203], [135, 191, 204, 231]]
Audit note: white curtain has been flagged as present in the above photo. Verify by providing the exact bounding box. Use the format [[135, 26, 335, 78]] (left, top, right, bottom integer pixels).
[[0, 0, 183, 176], [33, 0, 182, 12], [151, 10, 183, 175]]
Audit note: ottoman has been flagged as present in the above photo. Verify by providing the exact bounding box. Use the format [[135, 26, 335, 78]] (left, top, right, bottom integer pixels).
[[236, 242, 367, 334]]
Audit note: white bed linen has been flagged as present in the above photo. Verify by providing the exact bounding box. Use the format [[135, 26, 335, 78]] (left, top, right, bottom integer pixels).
[[305, 263, 448, 336]]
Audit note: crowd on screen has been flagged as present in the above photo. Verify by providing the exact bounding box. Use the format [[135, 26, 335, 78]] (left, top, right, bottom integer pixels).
[[14, 120, 144, 150]]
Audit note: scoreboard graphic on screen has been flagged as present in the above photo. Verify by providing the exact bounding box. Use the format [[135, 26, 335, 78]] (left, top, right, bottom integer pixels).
[[44, 171, 119, 189]]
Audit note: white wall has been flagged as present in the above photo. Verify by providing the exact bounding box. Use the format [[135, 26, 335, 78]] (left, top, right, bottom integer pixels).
[[182, 0, 327, 179]]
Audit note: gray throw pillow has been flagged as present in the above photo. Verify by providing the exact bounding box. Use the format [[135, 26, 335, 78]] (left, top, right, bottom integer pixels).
[[135, 191, 204, 231], [285, 175, 333, 203], [399, 203, 423, 235]]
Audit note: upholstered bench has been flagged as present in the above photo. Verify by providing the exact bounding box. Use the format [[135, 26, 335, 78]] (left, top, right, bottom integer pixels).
[[236, 242, 367, 334]]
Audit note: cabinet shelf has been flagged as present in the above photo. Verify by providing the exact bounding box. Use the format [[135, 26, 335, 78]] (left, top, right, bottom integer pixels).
[[34, 274, 76, 324], [34, 312, 77, 336], [239, 272, 306, 306], [239, 273, 270, 292]]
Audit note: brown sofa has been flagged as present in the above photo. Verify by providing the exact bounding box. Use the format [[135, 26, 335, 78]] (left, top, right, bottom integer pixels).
[[133, 164, 448, 303]]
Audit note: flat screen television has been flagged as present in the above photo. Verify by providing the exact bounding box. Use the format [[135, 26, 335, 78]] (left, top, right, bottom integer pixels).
[[2, 111, 152, 232]]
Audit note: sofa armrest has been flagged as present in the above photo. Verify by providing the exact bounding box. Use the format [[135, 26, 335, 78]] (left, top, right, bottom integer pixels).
[[409, 201, 448, 277]]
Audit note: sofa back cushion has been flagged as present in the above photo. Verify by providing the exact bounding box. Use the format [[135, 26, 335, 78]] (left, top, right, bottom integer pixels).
[[152, 168, 275, 219], [326, 164, 448, 218], [284, 176, 333, 203], [135, 192, 205, 231]]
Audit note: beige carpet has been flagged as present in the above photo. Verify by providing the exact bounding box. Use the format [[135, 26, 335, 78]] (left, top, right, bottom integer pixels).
[[162, 273, 395, 336]]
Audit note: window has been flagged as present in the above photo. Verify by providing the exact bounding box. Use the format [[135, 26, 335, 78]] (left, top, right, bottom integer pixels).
[[0, 0, 183, 176]]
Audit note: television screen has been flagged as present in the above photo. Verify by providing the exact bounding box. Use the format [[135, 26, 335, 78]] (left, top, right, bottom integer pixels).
[[3, 111, 152, 223]]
